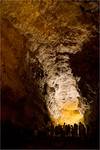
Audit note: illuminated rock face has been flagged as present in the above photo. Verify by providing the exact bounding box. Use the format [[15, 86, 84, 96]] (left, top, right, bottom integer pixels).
[[1, 0, 98, 127], [26, 26, 90, 126], [47, 73, 83, 125], [36, 31, 89, 125]]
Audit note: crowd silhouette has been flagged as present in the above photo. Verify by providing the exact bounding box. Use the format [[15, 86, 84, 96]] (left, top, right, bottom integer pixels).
[[34, 122, 87, 138], [2, 120, 98, 149]]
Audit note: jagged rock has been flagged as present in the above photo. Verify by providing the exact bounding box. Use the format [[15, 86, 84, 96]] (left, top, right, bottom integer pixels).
[[1, 0, 99, 129]]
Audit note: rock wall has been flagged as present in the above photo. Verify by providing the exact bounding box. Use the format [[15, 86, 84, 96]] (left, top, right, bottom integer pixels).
[[1, 0, 99, 128]]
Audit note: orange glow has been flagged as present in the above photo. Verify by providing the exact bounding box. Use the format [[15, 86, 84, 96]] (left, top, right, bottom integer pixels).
[[53, 100, 84, 125], [57, 109, 84, 125]]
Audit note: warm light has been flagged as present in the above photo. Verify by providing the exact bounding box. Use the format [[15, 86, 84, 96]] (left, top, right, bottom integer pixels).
[[57, 109, 84, 125], [52, 100, 84, 125], [47, 70, 88, 126]]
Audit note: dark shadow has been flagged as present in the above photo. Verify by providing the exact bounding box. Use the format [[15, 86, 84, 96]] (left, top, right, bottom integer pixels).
[[69, 31, 99, 149]]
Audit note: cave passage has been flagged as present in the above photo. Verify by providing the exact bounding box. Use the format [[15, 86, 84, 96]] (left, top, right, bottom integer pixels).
[[1, 0, 99, 149]]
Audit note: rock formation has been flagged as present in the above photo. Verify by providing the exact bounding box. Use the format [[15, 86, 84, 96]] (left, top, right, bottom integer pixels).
[[1, 0, 99, 129]]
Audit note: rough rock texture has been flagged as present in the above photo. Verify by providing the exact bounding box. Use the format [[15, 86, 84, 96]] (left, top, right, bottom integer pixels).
[[0, 0, 99, 128]]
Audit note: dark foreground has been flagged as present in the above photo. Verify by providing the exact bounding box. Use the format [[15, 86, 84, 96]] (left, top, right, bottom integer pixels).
[[1, 121, 99, 149]]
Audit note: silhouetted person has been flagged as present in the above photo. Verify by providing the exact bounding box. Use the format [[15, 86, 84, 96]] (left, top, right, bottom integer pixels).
[[65, 124, 70, 136], [65, 125, 68, 136], [71, 124, 78, 137], [54, 126, 58, 136], [71, 125, 74, 137], [63, 123, 66, 128], [73, 123, 78, 137], [79, 122, 86, 138], [62, 123, 66, 137], [55, 125, 62, 137], [70, 125, 74, 136]]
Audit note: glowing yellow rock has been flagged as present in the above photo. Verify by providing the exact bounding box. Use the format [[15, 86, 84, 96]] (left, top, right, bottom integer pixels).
[[54, 100, 84, 125], [57, 109, 84, 125]]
